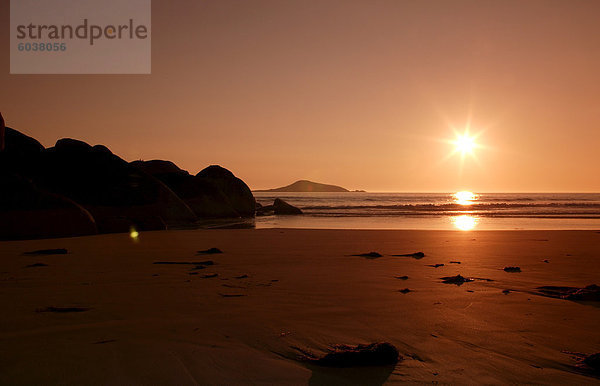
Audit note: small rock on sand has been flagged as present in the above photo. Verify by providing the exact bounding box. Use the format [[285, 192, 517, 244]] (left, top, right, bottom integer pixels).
[[25, 263, 48, 268], [197, 248, 223, 255], [427, 264, 445, 268], [584, 353, 600, 370], [504, 266, 521, 273], [301, 342, 401, 367], [352, 252, 383, 258], [395, 276, 409, 280], [23, 248, 67, 256], [440, 275, 473, 285], [502, 289, 511, 295], [398, 288, 411, 294], [392, 252, 425, 259], [449, 261, 461, 264], [202, 273, 218, 278]]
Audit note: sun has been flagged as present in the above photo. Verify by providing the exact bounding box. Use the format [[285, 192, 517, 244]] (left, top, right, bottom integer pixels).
[[453, 132, 477, 155]]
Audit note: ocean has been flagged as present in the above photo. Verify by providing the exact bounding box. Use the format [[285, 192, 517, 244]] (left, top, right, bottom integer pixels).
[[253, 192, 600, 230]]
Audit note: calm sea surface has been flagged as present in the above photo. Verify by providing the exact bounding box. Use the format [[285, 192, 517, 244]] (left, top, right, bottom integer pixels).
[[252, 192, 600, 230]]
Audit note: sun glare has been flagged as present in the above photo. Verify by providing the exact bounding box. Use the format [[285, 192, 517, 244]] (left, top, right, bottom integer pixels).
[[453, 133, 477, 155], [452, 215, 478, 231], [454, 191, 478, 205]]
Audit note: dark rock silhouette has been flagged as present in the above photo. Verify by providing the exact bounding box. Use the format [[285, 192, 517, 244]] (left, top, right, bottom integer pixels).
[[584, 353, 600, 370], [255, 180, 349, 192], [0, 174, 97, 240], [29, 139, 198, 233], [197, 247, 223, 254], [398, 288, 411, 294], [352, 252, 383, 259], [273, 198, 303, 215], [537, 284, 600, 302], [504, 266, 521, 273], [1, 119, 255, 240], [131, 161, 254, 218], [427, 264, 445, 268], [301, 342, 400, 367], [392, 252, 425, 259], [440, 275, 473, 285], [197, 165, 255, 217]]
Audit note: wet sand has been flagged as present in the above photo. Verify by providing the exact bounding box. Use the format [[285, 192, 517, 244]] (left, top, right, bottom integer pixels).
[[1, 229, 599, 384]]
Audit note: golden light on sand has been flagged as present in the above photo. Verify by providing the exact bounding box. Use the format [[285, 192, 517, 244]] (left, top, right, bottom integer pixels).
[[452, 215, 478, 231], [454, 191, 478, 205], [453, 132, 477, 155]]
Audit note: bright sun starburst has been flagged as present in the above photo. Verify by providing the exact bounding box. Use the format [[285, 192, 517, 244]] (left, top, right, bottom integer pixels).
[[453, 133, 476, 155]]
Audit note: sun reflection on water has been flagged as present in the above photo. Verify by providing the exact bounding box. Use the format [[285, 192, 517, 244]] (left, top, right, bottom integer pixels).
[[452, 215, 478, 231], [454, 191, 478, 205]]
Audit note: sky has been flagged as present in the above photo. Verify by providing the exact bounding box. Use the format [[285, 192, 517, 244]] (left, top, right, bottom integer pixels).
[[1, 0, 600, 192]]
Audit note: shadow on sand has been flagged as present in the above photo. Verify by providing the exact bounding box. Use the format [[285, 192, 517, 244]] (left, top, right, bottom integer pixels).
[[307, 365, 395, 386]]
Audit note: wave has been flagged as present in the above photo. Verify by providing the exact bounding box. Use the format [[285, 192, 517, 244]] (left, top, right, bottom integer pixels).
[[301, 202, 600, 211]]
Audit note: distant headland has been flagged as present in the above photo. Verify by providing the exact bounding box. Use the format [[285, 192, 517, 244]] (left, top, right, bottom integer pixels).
[[255, 180, 363, 193]]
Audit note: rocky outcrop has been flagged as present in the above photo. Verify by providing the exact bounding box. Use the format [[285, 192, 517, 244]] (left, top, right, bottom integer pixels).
[[29, 139, 198, 233], [131, 161, 255, 219], [1, 119, 255, 240], [0, 173, 97, 240]]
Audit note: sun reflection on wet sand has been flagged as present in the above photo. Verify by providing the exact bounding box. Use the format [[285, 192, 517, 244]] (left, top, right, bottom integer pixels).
[[452, 215, 478, 231]]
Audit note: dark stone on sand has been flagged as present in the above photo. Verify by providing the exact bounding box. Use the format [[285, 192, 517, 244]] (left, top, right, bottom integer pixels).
[[502, 289, 511, 294], [197, 165, 255, 217], [202, 273, 218, 278], [398, 288, 411, 294], [392, 252, 425, 259], [537, 285, 600, 302], [219, 293, 245, 297], [584, 353, 600, 370], [26, 263, 48, 268], [395, 276, 409, 280], [353, 252, 383, 258], [235, 274, 249, 279], [37, 306, 89, 313], [273, 198, 303, 215], [450, 261, 461, 264], [440, 275, 473, 285], [504, 266, 521, 273], [543, 259, 550, 263], [305, 342, 400, 367], [197, 247, 223, 254], [23, 248, 68, 256], [427, 264, 445, 268]]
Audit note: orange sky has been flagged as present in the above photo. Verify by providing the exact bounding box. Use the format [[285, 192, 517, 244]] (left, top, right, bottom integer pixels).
[[1, 0, 600, 192]]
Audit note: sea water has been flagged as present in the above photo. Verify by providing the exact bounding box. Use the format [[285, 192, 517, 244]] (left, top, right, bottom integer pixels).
[[253, 192, 600, 230]]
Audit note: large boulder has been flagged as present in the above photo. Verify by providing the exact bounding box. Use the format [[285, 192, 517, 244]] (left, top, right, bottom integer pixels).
[[131, 161, 255, 218], [0, 173, 97, 240], [0, 127, 45, 176], [273, 198, 303, 215], [196, 165, 255, 217], [29, 138, 198, 233]]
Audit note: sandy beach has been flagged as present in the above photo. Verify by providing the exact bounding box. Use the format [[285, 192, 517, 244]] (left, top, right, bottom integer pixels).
[[1, 229, 599, 384]]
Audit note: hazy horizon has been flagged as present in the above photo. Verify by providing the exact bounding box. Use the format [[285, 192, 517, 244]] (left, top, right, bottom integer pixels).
[[2, 0, 600, 193]]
